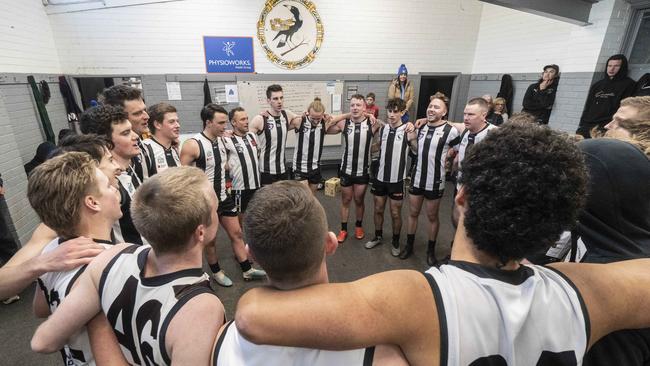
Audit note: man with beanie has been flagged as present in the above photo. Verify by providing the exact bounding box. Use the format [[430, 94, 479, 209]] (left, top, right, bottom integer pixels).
[[388, 64, 414, 123], [577, 54, 636, 138]]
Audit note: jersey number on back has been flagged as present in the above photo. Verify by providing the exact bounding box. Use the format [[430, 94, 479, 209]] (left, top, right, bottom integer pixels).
[[106, 276, 163, 366]]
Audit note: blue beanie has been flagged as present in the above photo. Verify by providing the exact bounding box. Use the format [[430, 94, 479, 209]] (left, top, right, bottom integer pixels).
[[398, 64, 408, 76]]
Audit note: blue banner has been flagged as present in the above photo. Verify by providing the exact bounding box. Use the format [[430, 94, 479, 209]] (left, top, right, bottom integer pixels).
[[203, 36, 255, 73]]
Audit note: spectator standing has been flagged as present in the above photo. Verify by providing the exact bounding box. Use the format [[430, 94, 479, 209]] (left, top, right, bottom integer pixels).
[[388, 64, 414, 122], [577, 54, 636, 138], [522, 64, 560, 125]]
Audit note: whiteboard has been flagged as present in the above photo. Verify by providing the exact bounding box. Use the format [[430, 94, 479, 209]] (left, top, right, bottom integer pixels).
[[236, 81, 343, 147]]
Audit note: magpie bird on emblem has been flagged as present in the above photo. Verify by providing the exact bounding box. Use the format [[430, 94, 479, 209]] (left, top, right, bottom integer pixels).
[[270, 5, 303, 49]]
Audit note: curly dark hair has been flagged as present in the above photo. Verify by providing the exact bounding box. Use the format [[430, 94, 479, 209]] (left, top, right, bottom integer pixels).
[[79, 105, 128, 138], [99, 85, 143, 107], [386, 97, 406, 112], [459, 122, 587, 264]]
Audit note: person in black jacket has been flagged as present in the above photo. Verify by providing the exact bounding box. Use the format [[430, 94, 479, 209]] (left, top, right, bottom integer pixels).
[[576, 138, 650, 366], [577, 54, 636, 138], [522, 64, 559, 125]]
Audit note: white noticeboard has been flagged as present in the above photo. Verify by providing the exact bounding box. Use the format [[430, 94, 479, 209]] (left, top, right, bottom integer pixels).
[[225, 84, 239, 103], [166, 82, 182, 100], [236, 81, 344, 147]]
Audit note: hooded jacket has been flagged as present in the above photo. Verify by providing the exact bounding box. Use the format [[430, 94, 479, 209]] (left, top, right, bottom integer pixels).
[[579, 55, 636, 127], [522, 78, 559, 125], [577, 138, 650, 263], [578, 138, 650, 366]]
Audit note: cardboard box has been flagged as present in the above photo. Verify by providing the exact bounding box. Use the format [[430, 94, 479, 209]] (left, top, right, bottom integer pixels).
[[324, 177, 341, 197]]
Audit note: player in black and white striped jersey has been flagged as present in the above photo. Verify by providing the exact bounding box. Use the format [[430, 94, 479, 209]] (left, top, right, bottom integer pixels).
[[181, 104, 266, 287], [32, 167, 225, 366], [326, 94, 383, 243], [79, 105, 147, 246], [365, 98, 418, 258], [407, 93, 459, 265], [28, 152, 122, 366], [99, 85, 153, 183], [448, 97, 499, 228], [142, 103, 181, 175], [291, 97, 340, 194], [223, 107, 262, 219], [248, 84, 299, 186]]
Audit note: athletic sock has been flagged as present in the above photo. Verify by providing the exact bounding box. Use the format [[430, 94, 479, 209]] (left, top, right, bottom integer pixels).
[[392, 233, 400, 244], [375, 230, 383, 239], [428, 240, 437, 249], [239, 260, 252, 272], [209, 262, 221, 274], [341, 222, 348, 231], [355, 220, 363, 227], [407, 234, 415, 245]]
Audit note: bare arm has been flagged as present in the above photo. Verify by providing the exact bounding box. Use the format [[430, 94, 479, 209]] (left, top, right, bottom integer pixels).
[[31, 244, 129, 354], [549, 259, 650, 349], [0, 226, 103, 299], [326, 118, 346, 134], [236, 270, 439, 365], [180, 138, 200, 166], [33, 285, 50, 318], [407, 130, 418, 153], [88, 313, 129, 366], [249, 115, 264, 134], [448, 121, 465, 133], [167, 293, 225, 365]]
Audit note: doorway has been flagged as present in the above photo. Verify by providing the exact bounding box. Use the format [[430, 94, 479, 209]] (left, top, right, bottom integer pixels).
[[76, 77, 115, 109], [416, 75, 456, 120]]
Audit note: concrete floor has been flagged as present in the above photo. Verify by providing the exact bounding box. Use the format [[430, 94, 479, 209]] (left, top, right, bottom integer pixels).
[[0, 172, 456, 365]]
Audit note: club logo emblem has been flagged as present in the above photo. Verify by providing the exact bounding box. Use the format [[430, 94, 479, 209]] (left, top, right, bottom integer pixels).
[[257, 0, 324, 70]]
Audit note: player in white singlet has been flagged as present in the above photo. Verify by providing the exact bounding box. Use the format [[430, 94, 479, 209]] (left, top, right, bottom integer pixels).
[[32, 167, 225, 365], [212, 181, 407, 366], [28, 152, 122, 365]]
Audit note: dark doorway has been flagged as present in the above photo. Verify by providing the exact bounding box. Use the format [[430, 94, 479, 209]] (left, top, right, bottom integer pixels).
[[76, 78, 115, 109], [416, 76, 456, 120]]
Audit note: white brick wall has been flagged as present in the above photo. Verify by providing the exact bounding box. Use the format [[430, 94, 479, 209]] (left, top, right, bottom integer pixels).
[[0, 0, 62, 73], [47, 0, 483, 75], [471, 0, 616, 74], [0, 92, 39, 245]]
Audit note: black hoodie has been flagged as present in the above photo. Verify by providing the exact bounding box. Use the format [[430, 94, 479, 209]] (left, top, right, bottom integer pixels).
[[577, 138, 650, 263], [579, 55, 636, 129], [578, 138, 650, 366]]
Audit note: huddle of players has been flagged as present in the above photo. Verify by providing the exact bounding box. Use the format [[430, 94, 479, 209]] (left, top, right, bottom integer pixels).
[[29, 114, 650, 366], [80, 86, 266, 288]]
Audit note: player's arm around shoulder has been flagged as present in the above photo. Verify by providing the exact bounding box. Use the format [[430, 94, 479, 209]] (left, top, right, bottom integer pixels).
[[236, 270, 439, 365], [166, 292, 225, 365], [31, 243, 132, 354], [549, 259, 650, 349], [180, 138, 200, 166], [249, 114, 264, 134]]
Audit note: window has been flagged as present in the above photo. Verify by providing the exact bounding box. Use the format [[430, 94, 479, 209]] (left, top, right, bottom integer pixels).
[[628, 9, 650, 65]]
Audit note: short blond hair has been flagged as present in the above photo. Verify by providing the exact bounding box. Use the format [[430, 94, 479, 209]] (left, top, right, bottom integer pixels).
[[131, 166, 213, 254], [28, 152, 98, 239], [620, 96, 650, 120]]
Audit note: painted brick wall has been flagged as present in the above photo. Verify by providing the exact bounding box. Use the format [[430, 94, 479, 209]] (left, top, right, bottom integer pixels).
[[0, 0, 62, 74], [0, 74, 72, 245], [0, 92, 39, 246], [46, 0, 483, 75]]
